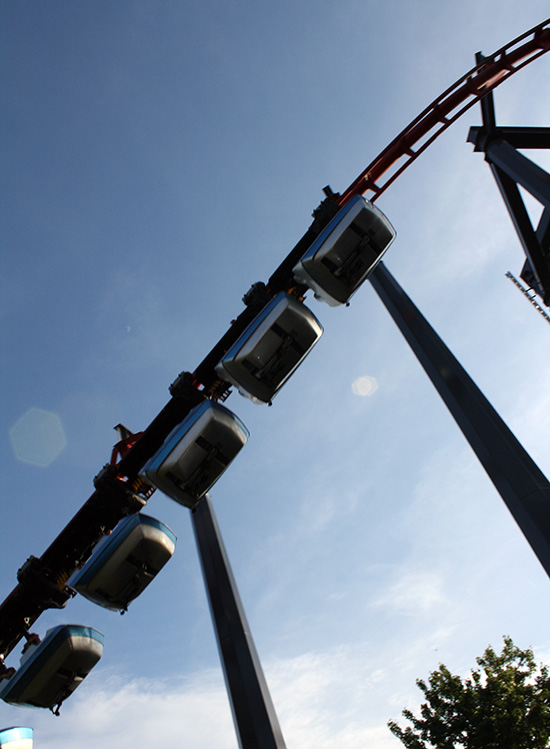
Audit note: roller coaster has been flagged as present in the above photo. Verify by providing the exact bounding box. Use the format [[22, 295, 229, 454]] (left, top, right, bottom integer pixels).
[[1, 17, 549, 731]]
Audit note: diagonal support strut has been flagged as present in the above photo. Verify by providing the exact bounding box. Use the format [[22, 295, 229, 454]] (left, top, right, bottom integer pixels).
[[468, 84, 550, 306]]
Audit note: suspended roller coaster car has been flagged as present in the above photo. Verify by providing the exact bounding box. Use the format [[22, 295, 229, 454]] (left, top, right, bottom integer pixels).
[[0, 727, 33, 749], [0, 625, 104, 714], [140, 400, 249, 508], [293, 195, 396, 306], [216, 292, 323, 404], [69, 514, 176, 612]]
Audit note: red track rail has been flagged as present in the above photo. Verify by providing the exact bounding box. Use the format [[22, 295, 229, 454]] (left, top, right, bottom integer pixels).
[[338, 19, 550, 206]]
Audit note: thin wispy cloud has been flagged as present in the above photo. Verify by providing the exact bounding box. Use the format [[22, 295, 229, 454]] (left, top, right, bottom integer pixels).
[[26, 651, 404, 749], [369, 570, 447, 616]]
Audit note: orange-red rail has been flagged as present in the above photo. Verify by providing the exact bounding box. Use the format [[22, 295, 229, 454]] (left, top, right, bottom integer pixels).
[[338, 18, 550, 206]]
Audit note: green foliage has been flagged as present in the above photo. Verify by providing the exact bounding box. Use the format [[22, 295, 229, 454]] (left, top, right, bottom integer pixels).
[[388, 636, 550, 749]]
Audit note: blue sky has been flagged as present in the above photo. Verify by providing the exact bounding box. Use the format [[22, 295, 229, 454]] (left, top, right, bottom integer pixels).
[[1, 2, 549, 746]]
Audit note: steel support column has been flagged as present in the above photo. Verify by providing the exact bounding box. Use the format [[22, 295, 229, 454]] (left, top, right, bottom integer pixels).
[[467, 83, 550, 305], [192, 494, 287, 749], [369, 262, 550, 577]]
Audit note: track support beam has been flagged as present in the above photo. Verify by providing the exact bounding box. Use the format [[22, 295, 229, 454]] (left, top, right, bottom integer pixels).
[[192, 494, 287, 749], [369, 262, 550, 578]]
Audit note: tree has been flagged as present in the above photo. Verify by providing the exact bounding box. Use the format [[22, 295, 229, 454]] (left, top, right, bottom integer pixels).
[[388, 636, 550, 749]]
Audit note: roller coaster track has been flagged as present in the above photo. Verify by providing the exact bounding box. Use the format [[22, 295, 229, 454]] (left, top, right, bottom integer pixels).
[[1, 19, 548, 667], [339, 19, 550, 205]]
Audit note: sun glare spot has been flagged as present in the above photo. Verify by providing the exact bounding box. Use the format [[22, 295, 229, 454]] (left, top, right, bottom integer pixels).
[[352, 375, 378, 397], [9, 408, 67, 467]]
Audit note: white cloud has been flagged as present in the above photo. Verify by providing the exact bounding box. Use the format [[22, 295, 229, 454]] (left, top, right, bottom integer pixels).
[[369, 570, 447, 616], [26, 669, 235, 749], [19, 651, 404, 749]]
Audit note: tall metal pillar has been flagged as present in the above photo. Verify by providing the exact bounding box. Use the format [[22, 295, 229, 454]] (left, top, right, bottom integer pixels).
[[192, 494, 287, 749], [369, 262, 550, 577]]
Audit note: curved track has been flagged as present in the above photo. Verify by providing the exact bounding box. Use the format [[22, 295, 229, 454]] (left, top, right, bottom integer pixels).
[[339, 19, 549, 205], [1, 20, 548, 665]]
